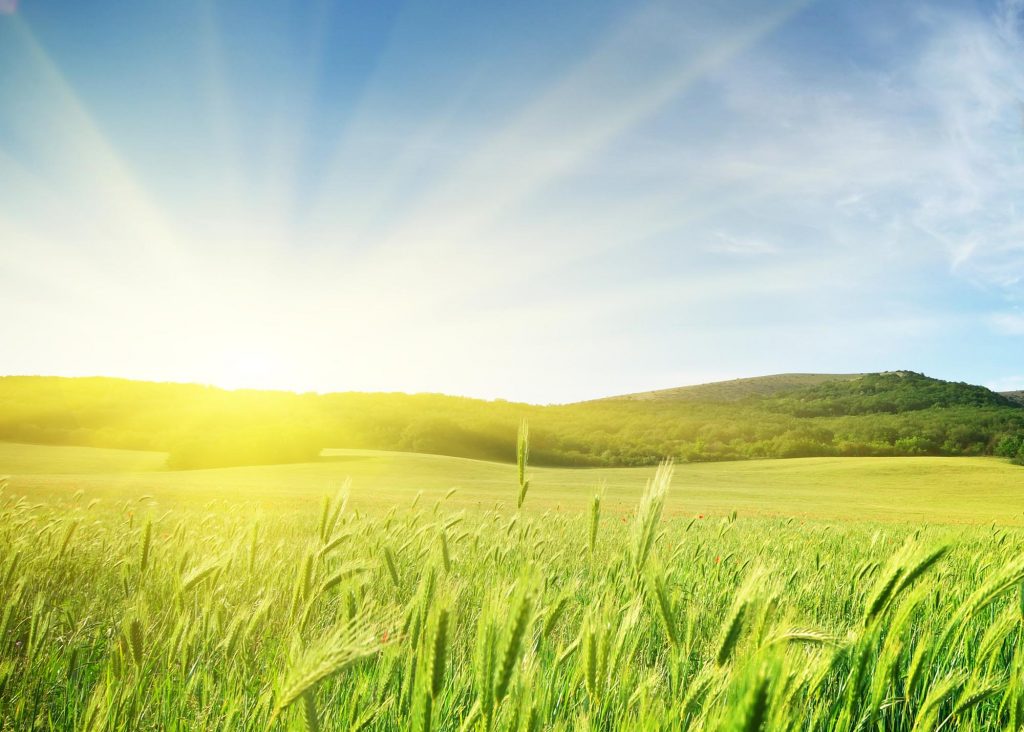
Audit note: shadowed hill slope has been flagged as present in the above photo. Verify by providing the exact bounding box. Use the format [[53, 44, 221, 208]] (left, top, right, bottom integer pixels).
[[1003, 391, 1024, 406]]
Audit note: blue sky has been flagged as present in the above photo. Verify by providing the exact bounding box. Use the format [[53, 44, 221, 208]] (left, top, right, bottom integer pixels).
[[1, 0, 1022, 402]]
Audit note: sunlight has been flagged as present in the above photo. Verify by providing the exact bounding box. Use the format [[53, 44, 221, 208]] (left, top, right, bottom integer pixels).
[[7, 18, 179, 256], [4, 1, 1024, 726], [211, 348, 288, 391]]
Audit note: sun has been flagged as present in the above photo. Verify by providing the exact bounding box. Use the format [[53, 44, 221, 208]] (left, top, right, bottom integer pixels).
[[210, 348, 287, 391]]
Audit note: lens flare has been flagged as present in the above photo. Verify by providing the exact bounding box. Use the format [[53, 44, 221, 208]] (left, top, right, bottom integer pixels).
[[0, 0, 17, 15]]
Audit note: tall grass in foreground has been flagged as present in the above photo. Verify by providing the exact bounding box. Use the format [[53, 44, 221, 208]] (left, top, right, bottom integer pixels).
[[3, 465, 1024, 730]]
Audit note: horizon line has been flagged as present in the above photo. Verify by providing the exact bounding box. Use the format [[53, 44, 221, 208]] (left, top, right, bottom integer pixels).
[[1, 368, 1013, 406]]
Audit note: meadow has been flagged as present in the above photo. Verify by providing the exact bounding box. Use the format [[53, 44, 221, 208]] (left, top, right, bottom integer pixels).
[[3, 439, 1024, 729], [7, 441, 1024, 524]]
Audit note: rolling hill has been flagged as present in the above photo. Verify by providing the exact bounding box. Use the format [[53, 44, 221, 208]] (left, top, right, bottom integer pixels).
[[0, 371, 1022, 468]]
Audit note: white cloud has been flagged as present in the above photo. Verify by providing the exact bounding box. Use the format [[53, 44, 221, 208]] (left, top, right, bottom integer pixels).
[[645, 0, 1024, 292], [909, 3, 1024, 285]]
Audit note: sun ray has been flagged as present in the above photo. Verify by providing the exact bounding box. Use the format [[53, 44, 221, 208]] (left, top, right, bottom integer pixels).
[[343, 0, 814, 267], [4, 17, 182, 263], [195, 0, 244, 217]]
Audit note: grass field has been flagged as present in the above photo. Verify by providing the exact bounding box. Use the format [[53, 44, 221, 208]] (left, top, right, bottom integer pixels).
[[4, 441, 1024, 730], [4, 441, 1024, 524]]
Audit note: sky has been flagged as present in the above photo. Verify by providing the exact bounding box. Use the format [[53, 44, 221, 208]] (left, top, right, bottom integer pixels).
[[1, 0, 1022, 403]]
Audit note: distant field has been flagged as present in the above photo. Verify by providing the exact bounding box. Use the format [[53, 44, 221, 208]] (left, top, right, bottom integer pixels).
[[0, 441, 168, 474], [3, 441, 1024, 524]]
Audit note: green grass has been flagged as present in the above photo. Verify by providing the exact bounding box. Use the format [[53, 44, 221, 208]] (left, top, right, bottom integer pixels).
[[4, 442, 1024, 524], [3, 442, 1024, 729], [0, 442, 166, 475]]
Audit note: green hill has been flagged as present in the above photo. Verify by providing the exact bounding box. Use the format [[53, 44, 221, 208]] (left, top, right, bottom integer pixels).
[[766, 371, 1018, 415], [598, 373, 863, 402], [0, 372, 1022, 468]]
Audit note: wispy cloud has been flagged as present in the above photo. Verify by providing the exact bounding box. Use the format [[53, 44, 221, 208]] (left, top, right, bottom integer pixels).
[[991, 312, 1024, 335], [688, 0, 1024, 291], [708, 232, 779, 256]]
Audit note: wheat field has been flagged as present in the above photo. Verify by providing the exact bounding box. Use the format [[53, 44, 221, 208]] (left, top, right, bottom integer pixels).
[[3, 432, 1024, 730]]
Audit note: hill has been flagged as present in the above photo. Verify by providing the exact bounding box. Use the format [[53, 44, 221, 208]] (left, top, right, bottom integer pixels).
[[598, 373, 863, 402], [0, 371, 1022, 468], [765, 370, 1019, 414], [1003, 391, 1024, 406]]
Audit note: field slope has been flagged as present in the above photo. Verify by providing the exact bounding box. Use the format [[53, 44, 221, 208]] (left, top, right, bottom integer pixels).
[[4, 441, 1024, 524]]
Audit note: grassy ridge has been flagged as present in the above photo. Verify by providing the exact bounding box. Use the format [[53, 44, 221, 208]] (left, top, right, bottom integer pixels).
[[600, 372, 863, 402], [3, 457, 1024, 729]]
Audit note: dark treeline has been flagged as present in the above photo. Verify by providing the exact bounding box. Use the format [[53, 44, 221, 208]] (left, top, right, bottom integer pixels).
[[1, 372, 1023, 469]]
